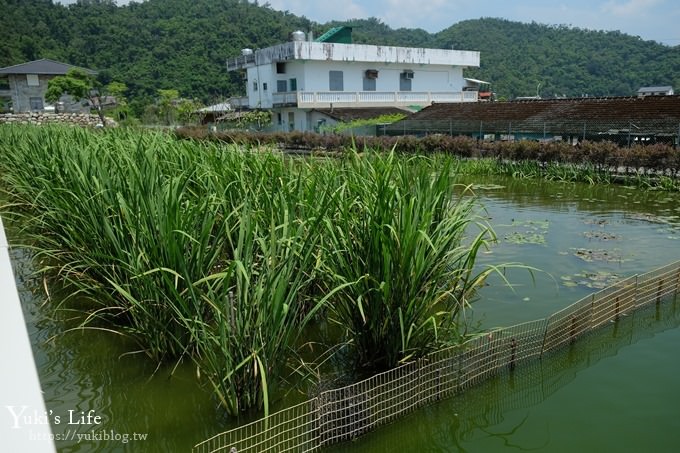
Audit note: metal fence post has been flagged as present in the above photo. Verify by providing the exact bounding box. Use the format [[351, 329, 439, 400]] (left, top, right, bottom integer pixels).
[[540, 317, 549, 357]]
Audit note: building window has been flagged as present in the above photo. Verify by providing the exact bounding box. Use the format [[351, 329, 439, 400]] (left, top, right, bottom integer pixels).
[[329, 71, 343, 91], [253, 81, 258, 91], [289, 78, 297, 91], [0, 96, 11, 113], [288, 111, 294, 132], [29, 97, 44, 111], [277, 112, 282, 125], [276, 62, 286, 74], [363, 77, 376, 91], [399, 74, 412, 92], [263, 82, 268, 91], [26, 74, 39, 86], [277, 80, 287, 92], [0, 76, 9, 90]]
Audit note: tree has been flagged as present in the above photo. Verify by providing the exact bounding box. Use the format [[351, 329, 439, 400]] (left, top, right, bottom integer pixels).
[[45, 68, 109, 126], [106, 81, 129, 120], [157, 89, 179, 125], [236, 110, 272, 130], [176, 98, 204, 125]]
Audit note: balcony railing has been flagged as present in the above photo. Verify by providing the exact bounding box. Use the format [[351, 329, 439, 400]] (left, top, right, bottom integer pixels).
[[271, 90, 477, 108]]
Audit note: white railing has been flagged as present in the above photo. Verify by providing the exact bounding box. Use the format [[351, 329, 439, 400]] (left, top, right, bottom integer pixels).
[[272, 92, 299, 105], [277, 91, 478, 108]]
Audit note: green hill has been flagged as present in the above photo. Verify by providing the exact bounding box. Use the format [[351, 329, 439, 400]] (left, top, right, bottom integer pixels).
[[1, 0, 678, 113]]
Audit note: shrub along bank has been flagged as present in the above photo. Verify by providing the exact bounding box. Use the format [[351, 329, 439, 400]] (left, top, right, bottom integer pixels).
[[176, 127, 680, 187]]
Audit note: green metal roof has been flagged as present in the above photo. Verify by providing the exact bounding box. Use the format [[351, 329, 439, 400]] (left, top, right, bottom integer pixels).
[[315, 26, 353, 44]]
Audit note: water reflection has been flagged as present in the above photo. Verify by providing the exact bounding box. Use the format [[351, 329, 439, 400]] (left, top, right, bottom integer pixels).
[[334, 295, 680, 452], [10, 246, 225, 452], [458, 175, 680, 222]]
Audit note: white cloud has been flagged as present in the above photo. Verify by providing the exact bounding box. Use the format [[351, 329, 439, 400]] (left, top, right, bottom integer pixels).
[[601, 0, 662, 16], [267, 0, 366, 23], [381, 0, 453, 29]]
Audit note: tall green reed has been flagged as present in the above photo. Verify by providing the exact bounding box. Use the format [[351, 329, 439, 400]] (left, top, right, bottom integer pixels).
[[319, 152, 496, 370], [0, 126, 335, 414], [0, 125, 506, 413]]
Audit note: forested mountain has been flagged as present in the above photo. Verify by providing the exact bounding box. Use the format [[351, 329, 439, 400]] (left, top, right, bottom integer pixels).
[[2, 0, 679, 113], [434, 18, 680, 99]]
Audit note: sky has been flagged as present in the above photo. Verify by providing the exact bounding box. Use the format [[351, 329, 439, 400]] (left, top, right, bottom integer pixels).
[[55, 0, 680, 46]]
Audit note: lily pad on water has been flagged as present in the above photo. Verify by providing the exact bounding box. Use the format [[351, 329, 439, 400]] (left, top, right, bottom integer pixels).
[[561, 270, 622, 289], [500, 218, 550, 245], [583, 231, 619, 241], [504, 232, 546, 245], [583, 218, 609, 226], [570, 247, 627, 263]]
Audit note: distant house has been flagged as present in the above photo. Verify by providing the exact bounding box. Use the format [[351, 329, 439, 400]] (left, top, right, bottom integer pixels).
[[0, 59, 97, 113], [198, 98, 249, 124], [637, 86, 674, 97], [225, 27, 480, 132]]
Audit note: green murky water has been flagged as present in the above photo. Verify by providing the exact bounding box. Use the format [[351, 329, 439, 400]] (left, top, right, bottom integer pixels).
[[10, 176, 680, 452]]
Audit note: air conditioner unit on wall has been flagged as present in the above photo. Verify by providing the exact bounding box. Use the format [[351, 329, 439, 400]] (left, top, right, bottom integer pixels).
[[401, 71, 414, 80]]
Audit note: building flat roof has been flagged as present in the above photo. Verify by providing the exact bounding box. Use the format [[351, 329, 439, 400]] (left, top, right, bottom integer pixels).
[[228, 41, 479, 71], [638, 86, 673, 92], [0, 59, 96, 76]]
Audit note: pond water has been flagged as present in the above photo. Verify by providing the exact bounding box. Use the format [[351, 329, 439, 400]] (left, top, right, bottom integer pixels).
[[333, 175, 680, 452], [9, 175, 680, 452]]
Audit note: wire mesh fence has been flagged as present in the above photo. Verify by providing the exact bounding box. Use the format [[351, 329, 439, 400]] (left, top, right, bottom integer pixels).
[[193, 260, 680, 453]]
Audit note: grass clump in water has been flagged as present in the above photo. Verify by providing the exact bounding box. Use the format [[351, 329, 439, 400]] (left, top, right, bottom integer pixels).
[[0, 125, 500, 414]]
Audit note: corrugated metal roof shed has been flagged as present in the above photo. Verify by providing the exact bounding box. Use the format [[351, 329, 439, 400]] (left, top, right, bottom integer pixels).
[[401, 96, 680, 123], [385, 95, 680, 138]]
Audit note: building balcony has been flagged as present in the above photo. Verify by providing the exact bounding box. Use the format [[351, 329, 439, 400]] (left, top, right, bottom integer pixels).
[[271, 90, 478, 109]]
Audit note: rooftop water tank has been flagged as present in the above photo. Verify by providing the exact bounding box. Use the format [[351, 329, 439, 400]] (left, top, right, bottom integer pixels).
[[241, 48, 253, 56], [291, 30, 305, 42]]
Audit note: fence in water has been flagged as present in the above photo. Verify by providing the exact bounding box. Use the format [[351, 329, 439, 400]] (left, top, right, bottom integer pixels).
[[193, 260, 680, 453]]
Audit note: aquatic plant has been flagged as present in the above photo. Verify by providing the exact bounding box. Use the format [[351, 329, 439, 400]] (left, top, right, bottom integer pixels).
[[0, 125, 519, 412], [319, 152, 497, 370]]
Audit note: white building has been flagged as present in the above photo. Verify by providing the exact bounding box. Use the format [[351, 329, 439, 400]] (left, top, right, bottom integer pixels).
[[637, 86, 674, 97], [226, 27, 481, 132]]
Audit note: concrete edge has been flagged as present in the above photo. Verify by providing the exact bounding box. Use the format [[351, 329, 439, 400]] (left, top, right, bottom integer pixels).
[[0, 216, 56, 452]]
